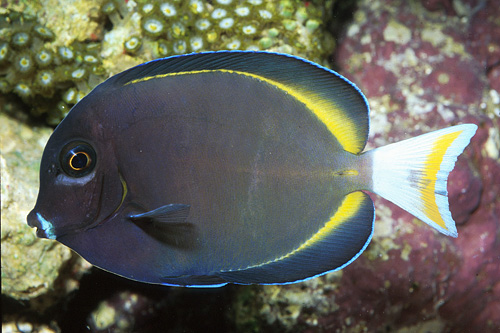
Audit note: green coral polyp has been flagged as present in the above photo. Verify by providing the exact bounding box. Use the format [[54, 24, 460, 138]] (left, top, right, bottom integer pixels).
[[83, 54, 99, 64], [58, 47, 75, 62], [189, 0, 204, 14], [70, 68, 87, 81], [195, 19, 211, 31], [47, 101, 71, 125], [92, 65, 106, 76], [15, 53, 34, 75], [234, 7, 250, 17], [62, 88, 77, 104], [211, 8, 227, 19], [226, 39, 241, 50], [156, 39, 169, 57], [33, 25, 55, 41], [35, 70, 55, 96], [124, 37, 142, 53], [140, 3, 156, 16], [13, 82, 32, 99], [242, 25, 257, 35], [160, 3, 177, 17], [11, 32, 31, 48], [306, 19, 320, 32], [282, 19, 297, 31], [143, 18, 165, 37], [219, 18, 234, 29], [0, 42, 9, 63], [36, 71, 54, 85], [173, 40, 187, 54], [259, 37, 273, 49], [0, 79, 10, 94], [189, 37, 203, 51], [171, 22, 186, 38], [35, 49, 53, 67], [258, 9, 272, 20]]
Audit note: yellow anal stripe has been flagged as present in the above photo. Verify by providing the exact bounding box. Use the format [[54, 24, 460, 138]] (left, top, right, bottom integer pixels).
[[231, 191, 365, 271], [125, 69, 360, 153], [422, 131, 462, 228], [295, 191, 365, 252]]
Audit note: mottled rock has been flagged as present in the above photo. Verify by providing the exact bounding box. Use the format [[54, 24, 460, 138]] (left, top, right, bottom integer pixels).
[[88, 291, 162, 332], [448, 156, 482, 225], [420, 0, 456, 16], [1, 101, 92, 317], [332, 0, 499, 331], [1, 107, 72, 300]]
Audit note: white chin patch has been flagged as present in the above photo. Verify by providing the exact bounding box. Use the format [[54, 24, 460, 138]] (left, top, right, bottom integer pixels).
[[55, 170, 96, 186], [36, 212, 57, 240]]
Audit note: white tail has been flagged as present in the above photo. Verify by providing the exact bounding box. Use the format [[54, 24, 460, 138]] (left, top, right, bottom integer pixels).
[[368, 124, 477, 237]]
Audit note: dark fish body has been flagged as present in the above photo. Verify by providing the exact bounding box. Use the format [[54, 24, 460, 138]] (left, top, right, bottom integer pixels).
[[28, 51, 477, 287]]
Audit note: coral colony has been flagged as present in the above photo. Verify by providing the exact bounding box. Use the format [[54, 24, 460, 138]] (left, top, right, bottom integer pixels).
[[1, 0, 332, 125]]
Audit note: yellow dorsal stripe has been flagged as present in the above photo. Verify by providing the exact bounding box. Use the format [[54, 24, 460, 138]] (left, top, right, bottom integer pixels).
[[422, 131, 462, 228], [125, 69, 360, 153]]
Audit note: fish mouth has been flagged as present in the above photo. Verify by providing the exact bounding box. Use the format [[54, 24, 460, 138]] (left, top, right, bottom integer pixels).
[[27, 172, 128, 240], [27, 210, 57, 240]]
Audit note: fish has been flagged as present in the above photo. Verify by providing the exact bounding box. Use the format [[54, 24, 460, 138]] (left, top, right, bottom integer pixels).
[[27, 51, 477, 287]]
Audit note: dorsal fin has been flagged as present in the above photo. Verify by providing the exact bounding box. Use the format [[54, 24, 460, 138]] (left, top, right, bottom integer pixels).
[[104, 51, 370, 154]]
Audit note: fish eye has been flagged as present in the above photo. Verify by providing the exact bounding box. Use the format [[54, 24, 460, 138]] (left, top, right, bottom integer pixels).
[[60, 141, 96, 177]]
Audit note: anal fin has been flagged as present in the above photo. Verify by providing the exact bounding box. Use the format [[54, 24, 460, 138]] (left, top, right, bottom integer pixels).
[[218, 192, 374, 285], [159, 274, 228, 288]]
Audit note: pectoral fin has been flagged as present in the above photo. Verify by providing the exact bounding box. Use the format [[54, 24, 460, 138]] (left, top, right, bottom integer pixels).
[[129, 204, 198, 249], [129, 204, 190, 223]]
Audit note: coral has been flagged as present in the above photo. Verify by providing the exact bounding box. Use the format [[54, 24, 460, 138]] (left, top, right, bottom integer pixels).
[[0, 8, 106, 125], [1, 0, 337, 126], [99, 0, 336, 74]]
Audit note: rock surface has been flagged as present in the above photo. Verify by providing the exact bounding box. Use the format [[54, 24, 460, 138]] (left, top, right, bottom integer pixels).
[[1, 107, 72, 301]]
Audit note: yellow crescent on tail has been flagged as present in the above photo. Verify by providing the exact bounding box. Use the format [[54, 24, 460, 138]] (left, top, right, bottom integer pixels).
[[367, 124, 477, 237]]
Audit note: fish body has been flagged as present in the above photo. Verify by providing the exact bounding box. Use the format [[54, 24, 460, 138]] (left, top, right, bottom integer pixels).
[[27, 51, 477, 287]]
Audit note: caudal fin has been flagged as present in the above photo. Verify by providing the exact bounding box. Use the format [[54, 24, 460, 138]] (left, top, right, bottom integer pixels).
[[368, 124, 477, 237]]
